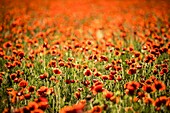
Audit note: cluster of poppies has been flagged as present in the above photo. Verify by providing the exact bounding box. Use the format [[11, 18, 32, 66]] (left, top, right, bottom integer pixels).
[[0, 0, 170, 113]]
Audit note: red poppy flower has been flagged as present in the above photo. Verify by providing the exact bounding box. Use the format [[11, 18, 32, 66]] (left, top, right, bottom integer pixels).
[[82, 80, 90, 87], [10, 73, 17, 80], [58, 61, 65, 67], [22, 106, 30, 113], [91, 106, 102, 113], [18, 51, 25, 59], [39, 73, 48, 80], [28, 86, 36, 93], [53, 68, 62, 75], [84, 69, 92, 76], [0, 51, 5, 57], [103, 91, 113, 99], [60, 101, 85, 113], [24, 93, 31, 99], [28, 102, 38, 111], [101, 75, 109, 80], [117, 75, 122, 81], [100, 55, 108, 62], [92, 85, 104, 95], [38, 101, 49, 110], [127, 68, 136, 75], [31, 109, 44, 113], [74, 91, 81, 99], [18, 80, 28, 88], [94, 72, 102, 77], [3, 41, 12, 49], [145, 79, 153, 85], [143, 97, 154, 105], [153, 80, 166, 91], [110, 96, 120, 103], [142, 85, 155, 93], [48, 60, 56, 67], [36, 86, 49, 97], [125, 81, 140, 95]]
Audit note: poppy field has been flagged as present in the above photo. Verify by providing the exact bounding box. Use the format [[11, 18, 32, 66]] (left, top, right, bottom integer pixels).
[[0, 0, 170, 113]]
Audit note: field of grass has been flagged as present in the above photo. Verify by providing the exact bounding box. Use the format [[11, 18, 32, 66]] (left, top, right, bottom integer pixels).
[[0, 0, 170, 113]]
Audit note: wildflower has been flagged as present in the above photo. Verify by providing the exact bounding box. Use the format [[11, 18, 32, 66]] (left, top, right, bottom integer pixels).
[[5, 62, 15, 69], [91, 106, 102, 113], [166, 98, 170, 110], [125, 81, 140, 95], [2, 108, 10, 113], [35, 97, 49, 110], [103, 91, 113, 100], [26, 63, 34, 68], [110, 96, 120, 104], [28, 102, 39, 111], [124, 107, 133, 112], [38, 101, 49, 110], [31, 109, 44, 113], [48, 60, 56, 67], [154, 98, 162, 107], [3, 41, 12, 49], [18, 51, 25, 59], [133, 97, 139, 102], [101, 75, 109, 80], [153, 69, 158, 74], [149, 75, 157, 81], [43, 42, 49, 49], [24, 93, 31, 99], [36, 86, 48, 97], [10, 73, 17, 80], [105, 64, 112, 70], [142, 85, 155, 93], [70, 80, 75, 83], [92, 85, 104, 95], [82, 80, 90, 87], [28, 86, 36, 93], [58, 61, 65, 67], [68, 57, 74, 61], [153, 80, 166, 91], [127, 68, 136, 75], [145, 79, 153, 85], [65, 79, 71, 84], [134, 51, 140, 57], [49, 76, 56, 81], [84, 69, 92, 76], [100, 55, 108, 62], [137, 92, 146, 99], [60, 102, 85, 113], [39, 73, 48, 79], [53, 68, 62, 75], [13, 108, 23, 113], [0, 51, 5, 57], [18, 80, 28, 88], [75, 64, 82, 69], [161, 64, 168, 68], [114, 50, 120, 56], [23, 106, 30, 113], [143, 97, 154, 105], [116, 75, 122, 81], [74, 91, 81, 99], [94, 72, 102, 77], [115, 66, 122, 71], [16, 43, 23, 49], [160, 68, 168, 75], [14, 78, 19, 83]]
